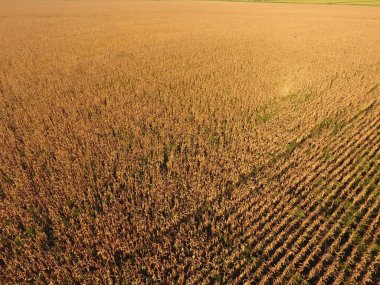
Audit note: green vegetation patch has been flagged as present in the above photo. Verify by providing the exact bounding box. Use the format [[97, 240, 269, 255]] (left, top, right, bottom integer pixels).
[[211, 0, 380, 5]]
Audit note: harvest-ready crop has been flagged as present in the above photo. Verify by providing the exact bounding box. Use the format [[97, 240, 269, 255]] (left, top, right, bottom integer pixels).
[[0, 0, 379, 284]]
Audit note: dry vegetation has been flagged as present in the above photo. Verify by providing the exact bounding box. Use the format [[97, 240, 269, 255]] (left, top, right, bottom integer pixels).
[[0, 0, 379, 284]]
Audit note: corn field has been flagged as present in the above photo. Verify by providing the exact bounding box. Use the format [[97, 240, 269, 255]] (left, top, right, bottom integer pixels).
[[0, 1, 379, 284]]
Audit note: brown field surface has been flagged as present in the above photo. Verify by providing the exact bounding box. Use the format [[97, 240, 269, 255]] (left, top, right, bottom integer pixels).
[[0, 0, 379, 284]]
